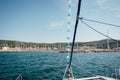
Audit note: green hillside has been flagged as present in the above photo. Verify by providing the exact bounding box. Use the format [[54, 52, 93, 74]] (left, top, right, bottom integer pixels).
[[0, 39, 120, 50]]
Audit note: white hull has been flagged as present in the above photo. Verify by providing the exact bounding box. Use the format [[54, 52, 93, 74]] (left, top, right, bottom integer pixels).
[[64, 76, 116, 80]]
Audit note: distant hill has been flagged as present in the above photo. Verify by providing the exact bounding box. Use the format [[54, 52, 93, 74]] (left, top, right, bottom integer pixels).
[[0, 39, 120, 50], [77, 39, 120, 49]]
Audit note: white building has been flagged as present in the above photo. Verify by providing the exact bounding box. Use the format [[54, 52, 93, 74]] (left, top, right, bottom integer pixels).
[[2, 47, 9, 51]]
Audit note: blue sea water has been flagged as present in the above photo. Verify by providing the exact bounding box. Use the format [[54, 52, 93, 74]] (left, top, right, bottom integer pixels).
[[0, 52, 120, 80]]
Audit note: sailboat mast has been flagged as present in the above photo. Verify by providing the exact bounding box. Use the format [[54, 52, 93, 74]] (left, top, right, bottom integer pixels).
[[107, 29, 110, 50], [69, 0, 82, 68]]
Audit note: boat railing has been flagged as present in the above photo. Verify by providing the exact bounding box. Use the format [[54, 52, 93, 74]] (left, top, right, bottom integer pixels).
[[16, 74, 22, 80], [111, 68, 120, 80]]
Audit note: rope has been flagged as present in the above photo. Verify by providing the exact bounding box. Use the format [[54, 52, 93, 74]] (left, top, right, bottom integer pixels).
[[63, 64, 69, 79], [80, 19, 119, 43], [72, 63, 97, 77]]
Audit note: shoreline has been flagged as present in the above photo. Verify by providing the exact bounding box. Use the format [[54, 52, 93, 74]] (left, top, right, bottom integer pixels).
[[0, 49, 120, 53], [0, 49, 58, 52]]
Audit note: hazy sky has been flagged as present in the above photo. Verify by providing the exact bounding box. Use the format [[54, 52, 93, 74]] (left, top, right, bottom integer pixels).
[[0, 0, 120, 43]]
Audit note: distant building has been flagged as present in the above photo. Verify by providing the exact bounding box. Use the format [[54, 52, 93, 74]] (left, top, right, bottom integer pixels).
[[80, 46, 96, 50], [2, 47, 9, 50]]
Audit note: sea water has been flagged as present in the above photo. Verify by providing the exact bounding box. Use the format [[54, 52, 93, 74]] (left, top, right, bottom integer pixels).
[[0, 52, 120, 80]]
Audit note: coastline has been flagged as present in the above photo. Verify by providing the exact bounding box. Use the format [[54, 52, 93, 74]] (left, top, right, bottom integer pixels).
[[0, 48, 120, 53], [0, 49, 58, 52]]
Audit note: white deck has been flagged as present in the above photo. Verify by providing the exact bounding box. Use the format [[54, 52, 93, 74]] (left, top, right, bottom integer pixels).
[[63, 76, 116, 80]]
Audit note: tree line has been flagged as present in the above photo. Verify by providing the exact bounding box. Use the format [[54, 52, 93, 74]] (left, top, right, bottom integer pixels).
[[0, 39, 119, 50]]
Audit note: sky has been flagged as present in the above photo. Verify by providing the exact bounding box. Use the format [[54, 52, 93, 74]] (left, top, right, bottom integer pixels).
[[0, 0, 120, 43]]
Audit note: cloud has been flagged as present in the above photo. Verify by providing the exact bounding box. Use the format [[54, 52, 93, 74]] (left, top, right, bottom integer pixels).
[[49, 21, 65, 28], [96, 0, 108, 6], [96, 0, 120, 12]]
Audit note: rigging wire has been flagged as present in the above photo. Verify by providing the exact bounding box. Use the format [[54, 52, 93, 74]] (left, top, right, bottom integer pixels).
[[80, 19, 119, 42], [72, 63, 96, 77], [79, 17, 120, 28]]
